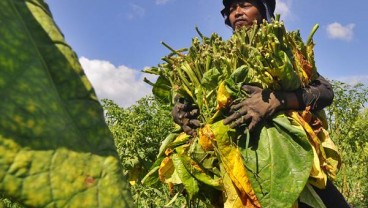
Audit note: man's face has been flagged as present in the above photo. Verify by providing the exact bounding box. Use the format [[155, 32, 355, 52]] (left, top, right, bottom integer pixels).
[[228, 0, 263, 30]]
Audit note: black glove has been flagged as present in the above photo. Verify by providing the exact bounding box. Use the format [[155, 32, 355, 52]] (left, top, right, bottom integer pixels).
[[172, 97, 200, 137], [223, 85, 285, 131]]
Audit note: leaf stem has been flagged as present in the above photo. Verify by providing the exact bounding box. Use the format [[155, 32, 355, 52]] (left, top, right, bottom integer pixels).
[[161, 41, 185, 57], [306, 24, 319, 45]]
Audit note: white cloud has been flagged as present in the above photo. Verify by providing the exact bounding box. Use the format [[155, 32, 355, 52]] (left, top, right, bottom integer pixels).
[[326, 22, 355, 41], [127, 4, 145, 19], [79, 57, 156, 107], [332, 75, 368, 86], [275, 0, 292, 19], [155, 0, 172, 5]]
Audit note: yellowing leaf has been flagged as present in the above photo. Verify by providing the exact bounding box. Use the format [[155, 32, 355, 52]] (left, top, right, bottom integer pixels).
[[293, 49, 313, 85], [217, 81, 231, 109], [174, 132, 190, 143], [222, 168, 245, 208], [211, 121, 261, 208], [317, 129, 341, 180], [170, 132, 191, 155], [290, 111, 341, 189], [308, 145, 327, 189], [158, 157, 181, 184], [199, 124, 215, 151]]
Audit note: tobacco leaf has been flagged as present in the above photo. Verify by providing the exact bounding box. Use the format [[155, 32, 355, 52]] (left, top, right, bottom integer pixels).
[[0, 1, 132, 207], [238, 114, 313, 208]]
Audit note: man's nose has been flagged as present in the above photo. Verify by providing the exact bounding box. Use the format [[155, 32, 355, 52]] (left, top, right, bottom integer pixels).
[[234, 5, 243, 15]]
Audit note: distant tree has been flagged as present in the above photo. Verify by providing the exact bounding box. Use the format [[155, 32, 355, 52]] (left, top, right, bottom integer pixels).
[[102, 96, 187, 207], [0, 195, 23, 208], [325, 81, 368, 207]]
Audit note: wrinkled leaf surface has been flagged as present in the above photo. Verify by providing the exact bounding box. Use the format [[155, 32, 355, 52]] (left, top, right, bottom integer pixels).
[[0, 0, 132, 207]]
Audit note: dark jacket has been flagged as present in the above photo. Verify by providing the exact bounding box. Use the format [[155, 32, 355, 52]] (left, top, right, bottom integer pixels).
[[296, 73, 334, 111]]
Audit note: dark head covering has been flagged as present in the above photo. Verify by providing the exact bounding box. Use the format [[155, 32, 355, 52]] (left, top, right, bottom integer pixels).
[[221, 0, 276, 26]]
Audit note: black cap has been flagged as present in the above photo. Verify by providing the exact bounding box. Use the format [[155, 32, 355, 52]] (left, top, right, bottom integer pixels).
[[221, 0, 276, 26]]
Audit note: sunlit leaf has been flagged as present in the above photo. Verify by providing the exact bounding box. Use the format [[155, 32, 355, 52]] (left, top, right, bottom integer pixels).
[[151, 76, 172, 103], [0, 1, 132, 207], [159, 157, 181, 184], [199, 124, 215, 151], [171, 154, 199, 199], [179, 154, 222, 190], [216, 81, 231, 109], [239, 114, 313, 207], [290, 111, 341, 188], [222, 168, 246, 207], [211, 121, 261, 208]]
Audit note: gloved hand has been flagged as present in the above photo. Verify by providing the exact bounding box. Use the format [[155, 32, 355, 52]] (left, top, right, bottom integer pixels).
[[172, 97, 201, 137], [223, 85, 285, 131]]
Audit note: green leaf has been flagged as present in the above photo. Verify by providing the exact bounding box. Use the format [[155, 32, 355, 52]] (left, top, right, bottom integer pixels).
[[277, 51, 301, 90], [299, 184, 326, 208], [151, 75, 172, 103], [171, 154, 199, 199], [0, 1, 132, 207], [238, 114, 313, 208], [201, 67, 221, 89], [141, 160, 161, 186], [157, 132, 179, 158], [179, 154, 222, 190], [229, 65, 251, 85]]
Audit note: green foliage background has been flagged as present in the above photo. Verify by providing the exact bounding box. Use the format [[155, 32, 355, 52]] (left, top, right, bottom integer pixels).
[[102, 98, 188, 207], [325, 81, 368, 207]]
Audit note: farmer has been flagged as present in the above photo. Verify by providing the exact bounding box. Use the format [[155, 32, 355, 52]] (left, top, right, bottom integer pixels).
[[172, 0, 350, 207]]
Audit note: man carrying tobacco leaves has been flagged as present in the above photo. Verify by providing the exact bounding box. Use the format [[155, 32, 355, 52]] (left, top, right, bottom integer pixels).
[[170, 0, 350, 207]]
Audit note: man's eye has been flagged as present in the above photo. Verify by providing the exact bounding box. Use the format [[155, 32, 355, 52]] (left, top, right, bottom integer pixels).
[[229, 2, 252, 13], [229, 6, 236, 13]]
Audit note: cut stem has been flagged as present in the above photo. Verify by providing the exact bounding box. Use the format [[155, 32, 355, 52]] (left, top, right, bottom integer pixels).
[[161, 41, 185, 57], [306, 24, 319, 45]]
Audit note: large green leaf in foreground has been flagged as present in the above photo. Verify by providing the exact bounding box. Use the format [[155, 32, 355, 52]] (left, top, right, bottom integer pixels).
[[239, 114, 314, 207], [0, 0, 132, 207]]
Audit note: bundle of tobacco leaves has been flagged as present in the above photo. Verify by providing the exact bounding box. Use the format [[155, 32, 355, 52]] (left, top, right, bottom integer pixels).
[[143, 15, 340, 207]]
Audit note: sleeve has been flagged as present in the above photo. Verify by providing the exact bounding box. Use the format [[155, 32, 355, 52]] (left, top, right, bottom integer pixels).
[[294, 73, 334, 111]]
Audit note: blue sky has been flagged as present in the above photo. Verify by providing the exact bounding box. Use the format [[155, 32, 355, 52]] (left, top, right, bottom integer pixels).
[[45, 0, 368, 107]]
